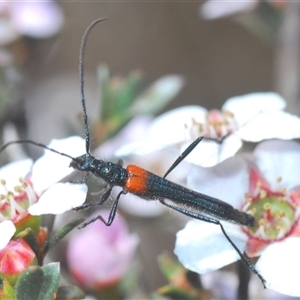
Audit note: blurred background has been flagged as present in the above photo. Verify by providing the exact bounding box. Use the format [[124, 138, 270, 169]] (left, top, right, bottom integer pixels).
[[0, 1, 298, 299], [2, 2, 280, 145]]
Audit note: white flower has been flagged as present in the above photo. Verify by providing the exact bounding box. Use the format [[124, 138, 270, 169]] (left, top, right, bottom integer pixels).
[[117, 92, 300, 167], [200, 1, 257, 20], [199, 1, 286, 20], [30, 136, 85, 193], [28, 183, 87, 215], [28, 136, 88, 214], [0, 136, 87, 249], [175, 140, 300, 296], [0, 0, 63, 43]]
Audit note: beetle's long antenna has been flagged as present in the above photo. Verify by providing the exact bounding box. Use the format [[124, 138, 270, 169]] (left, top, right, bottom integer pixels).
[[0, 140, 78, 161], [79, 18, 107, 154]]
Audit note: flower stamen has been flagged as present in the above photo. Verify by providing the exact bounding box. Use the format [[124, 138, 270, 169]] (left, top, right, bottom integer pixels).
[[260, 191, 267, 199], [0, 177, 38, 220], [244, 176, 296, 243], [184, 109, 238, 140], [8, 193, 26, 218]]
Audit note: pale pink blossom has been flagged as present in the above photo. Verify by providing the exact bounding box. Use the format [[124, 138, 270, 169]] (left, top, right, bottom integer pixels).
[[67, 210, 139, 289]]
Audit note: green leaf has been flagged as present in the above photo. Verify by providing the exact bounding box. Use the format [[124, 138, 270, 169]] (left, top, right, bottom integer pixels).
[[157, 252, 182, 281], [98, 65, 144, 122], [47, 218, 85, 251], [118, 260, 140, 297], [155, 286, 197, 300], [114, 71, 144, 114], [0, 293, 13, 300], [56, 285, 85, 299], [15, 263, 60, 300], [1, 279, 14, 299]]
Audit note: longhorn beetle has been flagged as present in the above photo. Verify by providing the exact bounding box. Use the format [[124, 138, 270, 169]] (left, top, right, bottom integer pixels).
[[0, 19, 266, 288]]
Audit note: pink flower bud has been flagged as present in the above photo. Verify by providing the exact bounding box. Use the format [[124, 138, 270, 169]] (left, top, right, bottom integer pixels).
[[67, 210, 139, 289], [0, 238, 37, 286]]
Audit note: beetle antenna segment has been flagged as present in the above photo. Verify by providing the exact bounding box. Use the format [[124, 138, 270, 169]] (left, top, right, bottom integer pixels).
[[0, 140, 77, 162], [79, 18, 107, 154]]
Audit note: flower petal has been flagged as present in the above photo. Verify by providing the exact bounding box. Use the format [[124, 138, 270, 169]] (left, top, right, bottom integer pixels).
[[256, 237, 300, 296], [253, 140, 300, 191], [67, 210, 139, 288], [0, 220, 16, 250], [187, 155, 248, 208], [222, 92, 286, 127], [0, 159, 33, 193], [11, 1, 64, 38], [175, 220, 248, 273], [237, 110, 300, 142], [31, 136, 85, 192], [28, 183, 87, 215], [181, 134, 242, 167], [149, 105, 207, 140], [119, 106, 207, 156], [97, 115, 152, 158], [200, 1, 256, 20]]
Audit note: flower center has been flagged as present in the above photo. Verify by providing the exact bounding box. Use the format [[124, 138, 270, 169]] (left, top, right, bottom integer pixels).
[[244, 187, 297, 241], [0, 178, 38, 220], [185, 109, 238, 140]]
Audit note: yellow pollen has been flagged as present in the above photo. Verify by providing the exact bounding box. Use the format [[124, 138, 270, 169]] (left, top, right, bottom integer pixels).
[[263, 202, 271, 210], [14, 186, 23, 193], [222, 110, 234, 118], [0, 179, 6, 185], [276, 214, 283, 221], [251, 207, 257, 215], [276, 226, 283, 231], [22, 182, 28, 189], [246, 197, 253, 203], [259, 219, 266, 227], [0, 194, 5, 200], [280, 187, 287, 194], [19, 177, 24, 183], [260, 190, 267, 199], [277, 177, 282, 183], [188, 118, 204, 134], [257, 181, 262, 188], [197, 123, 203, 133]]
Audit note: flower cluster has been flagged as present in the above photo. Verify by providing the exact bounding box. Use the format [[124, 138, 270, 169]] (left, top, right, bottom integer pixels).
[[0, 66, 184, 298], [175, 141, 300, 296], [0, 134, 141, 298], [0, 137, 87, 248], [0, 137, 88, 298], [1, 91, 300, 297], [0, 1, 63, 42], [117, 92, 300, 297]]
